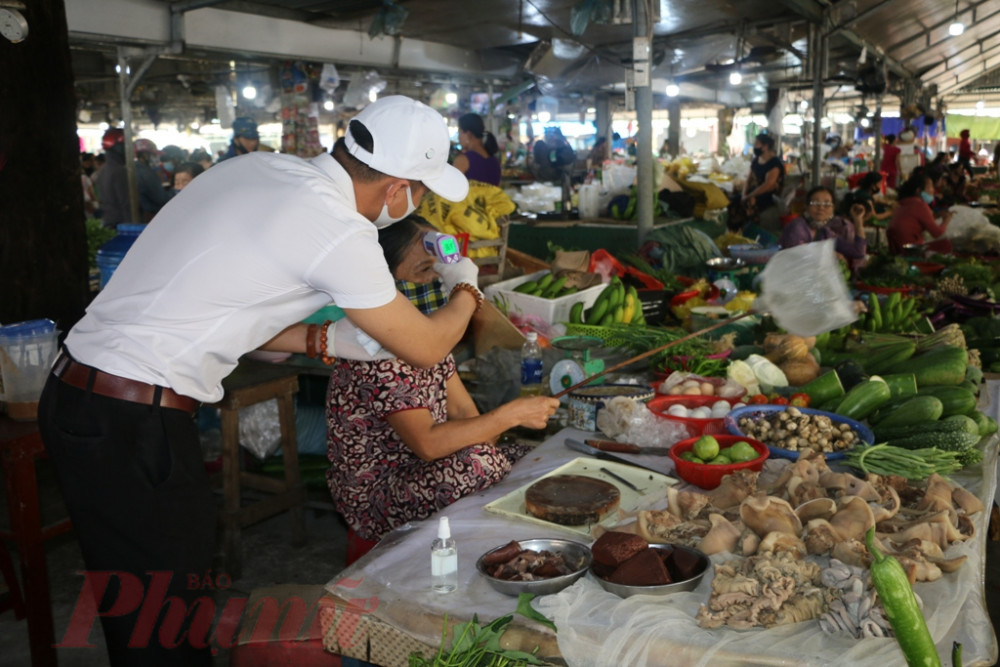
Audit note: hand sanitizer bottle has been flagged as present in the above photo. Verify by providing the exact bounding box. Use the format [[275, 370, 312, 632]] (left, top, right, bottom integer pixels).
[[431, 516, 458, 593]]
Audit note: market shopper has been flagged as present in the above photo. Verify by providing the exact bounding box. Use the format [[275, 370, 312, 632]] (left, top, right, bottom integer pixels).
[[95, 128, 129, 228], [38, 95, 479, 666], [887, 171, 953, 254], [958, 128, 975, 178], [896, 128, 924, 184], [325, 217, 559, 561], [780, 186, 868, 274], [219, 116, 261, 161], [880, 133, 901, 189], [134, 138, 172, 221], [741, 132, 786, 235], [170, 161, 205, 193], [453, 112, 502, 185]]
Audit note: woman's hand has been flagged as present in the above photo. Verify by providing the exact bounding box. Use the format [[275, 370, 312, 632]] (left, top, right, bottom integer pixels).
[[849, 203, 868, 228], [500, 396, 561, 429]]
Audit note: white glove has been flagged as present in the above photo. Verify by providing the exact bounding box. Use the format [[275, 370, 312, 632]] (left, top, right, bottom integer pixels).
[[324, 319, 394, 361], [433, 257, 481, 295]]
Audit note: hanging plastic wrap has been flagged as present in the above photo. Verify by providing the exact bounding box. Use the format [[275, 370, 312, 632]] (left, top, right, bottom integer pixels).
[[754, 240, 858, 337], [342, 71, 387, 110]]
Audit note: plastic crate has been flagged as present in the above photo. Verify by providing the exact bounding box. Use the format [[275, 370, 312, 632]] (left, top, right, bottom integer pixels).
[[485, 271, 606, 325]]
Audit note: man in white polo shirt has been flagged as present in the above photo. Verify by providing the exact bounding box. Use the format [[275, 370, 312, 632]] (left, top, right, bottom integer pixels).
[[38, 96, 482, 666]]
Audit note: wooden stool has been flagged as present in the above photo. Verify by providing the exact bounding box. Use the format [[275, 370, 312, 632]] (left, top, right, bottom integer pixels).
[[213, 362, 307, 580], [0, 417, 72, 667]]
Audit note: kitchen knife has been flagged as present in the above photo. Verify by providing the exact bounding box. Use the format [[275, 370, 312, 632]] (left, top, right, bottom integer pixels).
[[564, 438, 667, 476], [585, 439, 673, 456]]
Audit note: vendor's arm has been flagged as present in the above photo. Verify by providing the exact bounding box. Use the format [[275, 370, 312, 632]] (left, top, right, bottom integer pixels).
[[445, 372, 480, 421], [778, 218, 812, 249], [745, 165, 781, 199], [918, 206, 951, 239], [387, 395, 560, 462], [452, 153, 470, 175]]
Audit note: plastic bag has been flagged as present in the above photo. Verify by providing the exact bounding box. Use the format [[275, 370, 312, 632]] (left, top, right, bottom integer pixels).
[[238, 399, 284, 460], [755, 240, 857, 337], [944, 205, 1000, 253], [595, 397, 689, 447]]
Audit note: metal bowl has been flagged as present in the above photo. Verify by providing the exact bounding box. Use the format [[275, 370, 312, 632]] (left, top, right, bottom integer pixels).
[[706, 256, 746, 270], [476, 538, 592, 596], [593, 544, 711, 598]]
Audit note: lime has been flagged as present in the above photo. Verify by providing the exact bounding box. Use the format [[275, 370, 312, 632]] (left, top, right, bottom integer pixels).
[[707, 455, 732, 465], [729, 441, 758, 462], [679, 451, 697, 462], [719, 447, 734, 459], [692, 435, 720, 461]]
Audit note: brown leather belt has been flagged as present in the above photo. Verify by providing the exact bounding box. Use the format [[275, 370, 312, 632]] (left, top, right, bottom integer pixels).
[[53, 354, 200, 413]]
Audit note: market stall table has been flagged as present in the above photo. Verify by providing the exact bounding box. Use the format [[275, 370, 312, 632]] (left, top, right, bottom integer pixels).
[[322, 394, 1000, 666]]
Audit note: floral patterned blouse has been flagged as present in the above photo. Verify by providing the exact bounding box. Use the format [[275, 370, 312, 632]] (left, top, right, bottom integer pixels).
[[325, 354, 530, 542]]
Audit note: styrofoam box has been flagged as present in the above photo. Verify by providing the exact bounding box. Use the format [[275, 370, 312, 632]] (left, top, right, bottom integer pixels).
[[484, 270, 606, 324]]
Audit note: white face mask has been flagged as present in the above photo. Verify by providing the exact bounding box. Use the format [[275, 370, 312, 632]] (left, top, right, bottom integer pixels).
[[374, 184, 417, 228]]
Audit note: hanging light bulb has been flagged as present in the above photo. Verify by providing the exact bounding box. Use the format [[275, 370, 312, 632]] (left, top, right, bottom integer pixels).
[[976, 99, 985, 110], [369, 88, 378, 103], [242, 84, 257, 100], [729, 70, 743, 85], [665, 82, 680, 97], [948, 0, 964, 35], [444, 91, 458, 105], [323, 99, 335, 111], [861, 118, 871, 128], [799, 99, 808, 111], [190, 120, 200, 130], [537, 110, 552, 123]]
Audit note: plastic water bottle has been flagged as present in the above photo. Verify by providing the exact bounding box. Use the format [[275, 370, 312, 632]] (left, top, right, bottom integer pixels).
[[520, 332, 543, 396], [430, 516, 457, 593]]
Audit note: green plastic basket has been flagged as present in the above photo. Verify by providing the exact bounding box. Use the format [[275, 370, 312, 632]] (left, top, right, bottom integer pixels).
[[564, 323, 631, 347]]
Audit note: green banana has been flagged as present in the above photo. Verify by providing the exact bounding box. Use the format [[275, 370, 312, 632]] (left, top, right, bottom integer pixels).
[[588, 298, 609, 325], [513, 280, 537, 294], [543, 275, 568, 298], [537, 272, 554, 291], [613, 305, 624, 323], [569, 301, 585, 324]]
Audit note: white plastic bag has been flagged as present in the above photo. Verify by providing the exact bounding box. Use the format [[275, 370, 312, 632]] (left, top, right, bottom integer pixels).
[[754, 240, 857, 337], [238, 399, 284, 459]]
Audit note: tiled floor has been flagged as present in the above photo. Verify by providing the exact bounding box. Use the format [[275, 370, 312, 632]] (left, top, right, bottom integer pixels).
[[3, 456, 1000, 667]]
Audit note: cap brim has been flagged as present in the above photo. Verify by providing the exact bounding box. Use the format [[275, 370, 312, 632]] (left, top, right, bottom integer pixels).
[[422, 164, 470, 202]]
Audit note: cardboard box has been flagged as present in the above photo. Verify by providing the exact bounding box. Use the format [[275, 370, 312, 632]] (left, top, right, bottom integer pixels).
[[484, 270, 606, 325]]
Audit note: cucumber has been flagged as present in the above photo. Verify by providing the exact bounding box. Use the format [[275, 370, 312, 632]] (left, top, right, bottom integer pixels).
[[871, 395, 944, 429], [799, 370, 845, 406], [888, 345, 968, 386], [874, 414, 977, 442], [971, 410, 999, 437], [835, 377, 892, 420], [881, 373, 919, 399], [886, 430, 982, 452], [864, 341, 917, 375], [916, 385, 977, 417]]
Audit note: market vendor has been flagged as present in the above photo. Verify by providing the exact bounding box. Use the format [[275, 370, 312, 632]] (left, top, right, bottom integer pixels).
[[842, 171, 894, 222], [453, 112, 502, 186], [887, 170, 953, 254], [741, 132, 785, 235], [326, 216, 560, 563], [38, 95, 480, 667], [779, 186, 869, 274]]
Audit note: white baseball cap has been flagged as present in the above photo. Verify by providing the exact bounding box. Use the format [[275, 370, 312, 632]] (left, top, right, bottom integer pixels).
[[345, 95, 469, 202]]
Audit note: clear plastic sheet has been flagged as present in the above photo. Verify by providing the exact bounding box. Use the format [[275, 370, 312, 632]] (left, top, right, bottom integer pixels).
[[755, 240, 857, 337], [326, 396, 1000, 667]]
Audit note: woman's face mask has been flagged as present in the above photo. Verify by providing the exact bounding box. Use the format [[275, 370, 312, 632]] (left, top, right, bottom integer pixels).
[[752, 146, 763, 157], [921, 191, 935, 204]]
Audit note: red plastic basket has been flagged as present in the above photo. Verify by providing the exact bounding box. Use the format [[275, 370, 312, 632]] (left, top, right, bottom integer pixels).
[[669, 435, 769, 489], [647, 395, 732, 438]]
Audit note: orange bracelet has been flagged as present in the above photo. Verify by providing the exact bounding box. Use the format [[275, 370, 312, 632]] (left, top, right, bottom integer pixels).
[[450, 282, 484, 312], [319, 320, 335, 365], [305, 323, 318, 359]]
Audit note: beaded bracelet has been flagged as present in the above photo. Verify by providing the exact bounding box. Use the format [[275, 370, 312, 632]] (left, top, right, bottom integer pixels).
[[450, 282, 484, 312], [318, 320, 335, 365], [305, 323, 319, 359]]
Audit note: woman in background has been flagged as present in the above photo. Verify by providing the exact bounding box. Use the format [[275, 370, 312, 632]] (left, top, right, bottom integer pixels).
[[453, 113, 502, 185], [171, 162, 205, 193], [888, 171, 952, 254], [780, 186, 868, 275]]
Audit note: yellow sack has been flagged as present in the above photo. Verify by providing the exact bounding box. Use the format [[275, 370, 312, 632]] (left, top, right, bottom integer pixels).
[[417, 180, 515, 258], [677, 178, 729, 218]]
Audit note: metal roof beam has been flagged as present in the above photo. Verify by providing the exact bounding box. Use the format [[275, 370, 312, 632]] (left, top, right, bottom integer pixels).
[[929, 42, 1000, 96], [776, 0, 915, 81], [874, 0, 995, 58], [827, 0, 897, 34], [922, 25, 1000, 82]]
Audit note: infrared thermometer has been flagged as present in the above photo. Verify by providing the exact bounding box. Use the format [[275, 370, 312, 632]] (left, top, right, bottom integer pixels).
[[423, 231, 463, 264]]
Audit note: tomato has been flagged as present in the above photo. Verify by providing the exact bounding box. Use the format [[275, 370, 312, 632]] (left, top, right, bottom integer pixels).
[[749, 394, 769, 405], [770, 395, 790, 406], [790, 392, 811, 408]]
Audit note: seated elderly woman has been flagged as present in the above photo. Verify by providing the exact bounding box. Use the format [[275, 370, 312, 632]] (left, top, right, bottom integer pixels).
[[326, 216, 560, 562], [779, 185, 869, 273]]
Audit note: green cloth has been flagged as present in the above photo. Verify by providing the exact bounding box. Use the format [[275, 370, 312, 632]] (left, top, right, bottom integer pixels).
[[945, 114, 1000, 140]]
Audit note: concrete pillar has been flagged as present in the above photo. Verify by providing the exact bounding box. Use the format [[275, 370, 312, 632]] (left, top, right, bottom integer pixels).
[[667, 98, 681, 157]]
